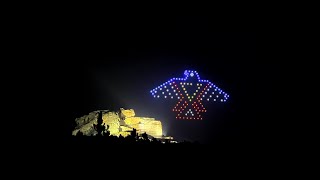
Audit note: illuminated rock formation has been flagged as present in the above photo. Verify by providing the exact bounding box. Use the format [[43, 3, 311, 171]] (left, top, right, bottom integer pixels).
[[72, 108, 163, 138], [120, 108, 135, 118]]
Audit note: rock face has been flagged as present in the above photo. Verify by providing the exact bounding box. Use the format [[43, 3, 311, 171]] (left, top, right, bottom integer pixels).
[[72, 108, 162, 138], [120, 108, 135, 118]]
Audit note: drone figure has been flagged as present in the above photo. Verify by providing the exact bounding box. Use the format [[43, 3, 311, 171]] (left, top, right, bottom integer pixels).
[[150, 70, 229, 120]]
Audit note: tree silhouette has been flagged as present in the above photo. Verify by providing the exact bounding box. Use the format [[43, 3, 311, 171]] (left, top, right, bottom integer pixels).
[[125, 128, 138, 144], [142, 132, 149, 141], [131, 128, 138, 139], [93, 111, 106, 136], [151, 137, 161, 144], [76, 131, 84, 136]]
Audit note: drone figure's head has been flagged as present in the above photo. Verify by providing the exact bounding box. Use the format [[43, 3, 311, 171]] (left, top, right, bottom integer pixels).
[[183, 70, 201, 82]]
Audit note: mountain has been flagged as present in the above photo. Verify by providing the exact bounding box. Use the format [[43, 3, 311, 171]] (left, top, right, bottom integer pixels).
[[72, 108, 163, 138]]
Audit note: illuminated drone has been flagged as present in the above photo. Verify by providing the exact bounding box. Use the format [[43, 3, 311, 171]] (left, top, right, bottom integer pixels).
[[150, 70, 229, 120]]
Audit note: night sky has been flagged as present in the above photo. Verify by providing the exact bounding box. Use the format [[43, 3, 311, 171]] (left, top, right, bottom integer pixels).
[[49, 16, 273, 145]]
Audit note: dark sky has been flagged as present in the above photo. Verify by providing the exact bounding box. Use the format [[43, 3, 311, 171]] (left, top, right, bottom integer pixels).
[[47, 15, 273, 144]]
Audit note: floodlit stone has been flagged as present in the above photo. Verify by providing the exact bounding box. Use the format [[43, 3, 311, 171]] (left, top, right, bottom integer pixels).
[[124, 117, 141, 125], [73, 108, 162, 138], [120, 108, 135, 118]]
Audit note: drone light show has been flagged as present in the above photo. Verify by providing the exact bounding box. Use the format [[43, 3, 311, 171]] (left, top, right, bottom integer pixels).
[[150, 70, 229, 120]]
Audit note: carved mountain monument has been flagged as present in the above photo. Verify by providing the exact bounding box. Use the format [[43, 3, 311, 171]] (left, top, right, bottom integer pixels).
[[72, 108, 163, 138]]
